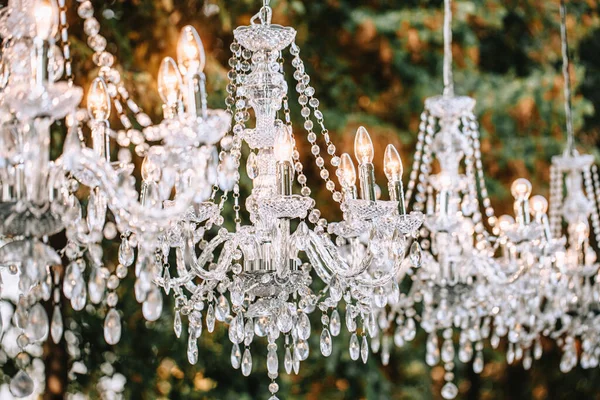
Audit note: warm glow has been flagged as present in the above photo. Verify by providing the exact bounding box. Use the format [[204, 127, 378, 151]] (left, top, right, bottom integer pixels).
[[354, 126, 374, 164], [87, 77, 111, 121], [383, 144, 403, 182], [498, 214, 515, 232], [273, 125, 294, 162], [530, 195, 548, 215], [338, 153, 357, 188], [158, 57, 182, 106], [510, 178, 532, 200], [177, 25, 205, 75], [142, 154, 162, 182], [34, 0, 58, 41]]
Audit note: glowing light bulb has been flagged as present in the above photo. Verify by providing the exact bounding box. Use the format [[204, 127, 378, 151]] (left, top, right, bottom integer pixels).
[[274, 126, 294, 162], [158, 57, 182, 106], [498, 215, 515, 232], [354, 126, 374, 164], [511, 178, 532, 200], [177, 25, 205, 75], [34, 0, 58, 41], [383, 144, 403, 182], [142, 152, 162, 182], [530, 195, 548, 215], [87, 77, 111, 121], [338, 153, 356, 188]]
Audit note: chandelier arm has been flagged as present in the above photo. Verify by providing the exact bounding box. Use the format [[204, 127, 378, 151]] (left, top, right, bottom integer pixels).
[[560, 0, 575, 155], [442, 0, 454, 97], [306, 230, 376, 280], [61, 149, 201, 234], [304, 240, 333, 283], [478, 253, 528, 285], [183, 232, 235, 281], [175, 246, 199, 292]]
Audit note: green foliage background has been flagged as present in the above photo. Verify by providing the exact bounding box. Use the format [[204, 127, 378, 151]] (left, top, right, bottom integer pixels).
[[58, 0, 600, 399]]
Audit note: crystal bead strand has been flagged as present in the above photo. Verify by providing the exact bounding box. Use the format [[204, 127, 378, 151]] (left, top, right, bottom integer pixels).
[[50, 267, 64, 344], [549, 164, 563, 239], [57, 0, 73, 85], [584, 166, 600, 245], [413, 115, 436, 212], [467, 114, 497, 234], [405, 111, 429, 206], [440, 328, 459, 399], [289, 42, 343, 205], [591, 165, 600, 244], [463, 130, 486, 238]]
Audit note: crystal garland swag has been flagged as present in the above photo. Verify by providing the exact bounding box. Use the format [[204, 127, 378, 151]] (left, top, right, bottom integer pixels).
[[0, 0, 599, 399]]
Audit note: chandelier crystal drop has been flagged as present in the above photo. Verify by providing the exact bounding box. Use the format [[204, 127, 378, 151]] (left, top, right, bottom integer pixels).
[[0, 0, 599, 398]]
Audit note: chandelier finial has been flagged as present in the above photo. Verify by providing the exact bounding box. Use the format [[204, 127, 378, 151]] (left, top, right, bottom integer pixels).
[[560, 0, 575, 156], [442, 0, 454, 97]]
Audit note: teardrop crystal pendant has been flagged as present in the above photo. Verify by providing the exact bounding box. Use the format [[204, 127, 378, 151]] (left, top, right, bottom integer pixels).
[[473, 350, 484, 374], [284, 346, 293, 374], [215, 294, 230, 322], [241, 348, 253, 376], [25, 303, 49, 342], [330, 309, 341, 337], [320, 328, 332, 357], [410, 241, 422, 267], [118, 238, 134, 267], [231, 343, 242, 369], [142, 286, 163, 321], [50, 305, 64, 344], [267, 348, 278, 376], [174, 311, 182, 338], [206, 304, 216, 333], [296, 312, 311, 340], [187, 333, 199, 365], [441, 382, 459, 400], [361, 335, 369, 364], [10, 370, 34, 398], [104, 308, 122, 345], [349, 332, 360, 361]]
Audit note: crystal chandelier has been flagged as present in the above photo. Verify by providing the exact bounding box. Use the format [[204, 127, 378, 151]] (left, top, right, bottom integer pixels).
[[546, 0, 600, 372], [152, 3, 422, 397]]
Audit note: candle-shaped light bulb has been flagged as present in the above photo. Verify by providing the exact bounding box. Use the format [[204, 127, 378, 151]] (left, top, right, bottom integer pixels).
[[530, 195, 548, 216], [338, 153, 357, 188], [274, 126, 294, 163], [177, 25, 205, 76], [34, 0, 58, 41], [141, 154, 162, 182], [158, 57, 182, 107], [354, 126, 374, 164], [511, 178, 532, 200], [87, 77, 111, 121], [383, 144, 403, 182], [274, 126, 294, 196]]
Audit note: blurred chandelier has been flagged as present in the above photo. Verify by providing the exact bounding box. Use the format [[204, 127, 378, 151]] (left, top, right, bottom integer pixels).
[[0, 0, 598, 399]]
